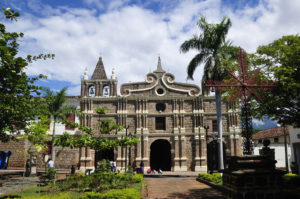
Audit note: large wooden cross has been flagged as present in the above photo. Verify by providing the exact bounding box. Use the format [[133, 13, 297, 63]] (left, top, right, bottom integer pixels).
[[205, 48, 276, 154]]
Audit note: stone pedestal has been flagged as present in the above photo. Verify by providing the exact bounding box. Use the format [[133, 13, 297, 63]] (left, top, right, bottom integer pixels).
[[223, 141, 286, 199]]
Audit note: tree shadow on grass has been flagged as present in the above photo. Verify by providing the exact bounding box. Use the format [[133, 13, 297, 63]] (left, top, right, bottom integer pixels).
[[166, 188, 224, 199]]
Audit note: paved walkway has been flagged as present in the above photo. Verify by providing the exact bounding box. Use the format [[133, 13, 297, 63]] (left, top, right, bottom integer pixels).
[[0, 176, 39, 196], [146, 177, 223, 199]]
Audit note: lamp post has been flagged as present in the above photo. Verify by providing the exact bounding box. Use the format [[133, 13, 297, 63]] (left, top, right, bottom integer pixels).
[[233, 125, 237, 156], [204, 126, 209, 143], [128, 132, 132, 171], [204, 125, 209, 173], [278, 123, 289, 173], [283, 124, 289, 173], [125, 125, 129, 172]]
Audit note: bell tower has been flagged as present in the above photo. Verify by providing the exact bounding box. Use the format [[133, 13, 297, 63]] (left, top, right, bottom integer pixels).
[[81, 57, 118, 97]]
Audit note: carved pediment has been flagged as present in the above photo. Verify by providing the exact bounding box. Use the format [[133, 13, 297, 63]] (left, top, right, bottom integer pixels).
[[120, 71, 200, 97]]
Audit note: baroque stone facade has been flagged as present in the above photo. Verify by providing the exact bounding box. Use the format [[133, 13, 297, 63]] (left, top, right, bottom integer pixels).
[[79, 57, 242, 172]]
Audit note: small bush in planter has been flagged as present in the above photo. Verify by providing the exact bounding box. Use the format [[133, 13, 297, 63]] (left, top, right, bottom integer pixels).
[[198, 173, 222, 185]]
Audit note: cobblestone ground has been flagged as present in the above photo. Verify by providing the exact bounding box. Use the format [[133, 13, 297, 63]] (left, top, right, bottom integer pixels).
[[0, 176, 39, 196], [146, 177, 223, 199]]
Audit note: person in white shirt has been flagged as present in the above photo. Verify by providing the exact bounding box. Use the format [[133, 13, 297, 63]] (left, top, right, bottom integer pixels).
[[48, 159, 54, 168]]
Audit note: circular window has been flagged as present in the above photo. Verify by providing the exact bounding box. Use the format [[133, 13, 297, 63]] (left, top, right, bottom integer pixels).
[[156, 88, 164, 95], [156, 103, 166, 112]]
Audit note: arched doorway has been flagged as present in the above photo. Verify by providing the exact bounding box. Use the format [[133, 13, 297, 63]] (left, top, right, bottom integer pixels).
[[95, 148, 114, 168], [207, 140, 226, 173], [150, 139, 171, 171]]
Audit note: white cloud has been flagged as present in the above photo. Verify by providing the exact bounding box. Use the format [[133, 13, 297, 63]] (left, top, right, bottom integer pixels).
[[6, 0, 300, 95], [252, 118, 265, 126]]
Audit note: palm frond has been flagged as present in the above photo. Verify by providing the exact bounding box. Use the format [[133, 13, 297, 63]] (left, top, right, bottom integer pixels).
[[187, 53, 208, 80], [53, 87, 67, 113], [180, 35, 201, 53]]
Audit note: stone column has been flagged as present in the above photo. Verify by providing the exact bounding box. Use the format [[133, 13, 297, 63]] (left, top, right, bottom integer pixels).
[[79, 147, 94, 172], [180, 135, 187, 171], [95, 82, 99, 97], [174, 135, 181, 171], [116, 136, 124, 171], [135, 128, 142, 168], [194, 132, 201, 171], [143, 136, 149, 171]]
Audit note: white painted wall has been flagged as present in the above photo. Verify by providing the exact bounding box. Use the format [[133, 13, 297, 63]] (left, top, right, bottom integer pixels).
[[289, 126, 300, 174], [49, 114, 80, 135], [253, 144, 291, 168]]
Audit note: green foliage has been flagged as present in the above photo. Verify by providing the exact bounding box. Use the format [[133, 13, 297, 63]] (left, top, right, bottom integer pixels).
[[283, 174, 300, 187], [179, 16, 236, 85], [252, 35, 300, 127], [96, 159, 111, 172], [21, 192, 71, 199], [98, 119, 124, 134], [0, 7, 54, 142], [21, 116, 50, 152], [45, 167, 56, 181], [82, 188, 140, 199], [57, 172, 143, 193], [95, 107, 108, 115], [54, 107, 140, 153], [198, 173, 222, 185]]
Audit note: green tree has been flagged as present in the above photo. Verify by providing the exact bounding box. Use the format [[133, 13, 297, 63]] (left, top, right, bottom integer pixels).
[[0, 7, 54, 142], [42, 87, 77, 162], [180, 16, 235, 170], [252, 35, 300, 127], [55, 107, 139, 171]]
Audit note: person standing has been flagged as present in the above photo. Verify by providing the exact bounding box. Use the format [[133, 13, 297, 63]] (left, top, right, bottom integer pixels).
[[110, 160, 114, 172], [113, 160, 117, 172], [140, 161, 144, 174], [48, 158, 54, 168]]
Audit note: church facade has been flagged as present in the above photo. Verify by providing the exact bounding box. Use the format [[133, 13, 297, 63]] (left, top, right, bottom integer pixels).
[[78, 57, 242, 172]]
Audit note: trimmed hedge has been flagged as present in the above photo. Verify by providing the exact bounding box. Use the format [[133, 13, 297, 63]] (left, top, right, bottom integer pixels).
[[198, 173, 222, 185]]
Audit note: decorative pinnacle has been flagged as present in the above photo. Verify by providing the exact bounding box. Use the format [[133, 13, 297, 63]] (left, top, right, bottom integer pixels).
[[83, 67, 88, 80], [154, 56, 165, 73]]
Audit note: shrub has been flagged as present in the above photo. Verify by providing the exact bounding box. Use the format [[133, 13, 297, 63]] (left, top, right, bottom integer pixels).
[[131, 174, 143, 183], [22, 193, 71, 199], [45, 167, 56, 181], [198, 173, 222, 185], [96, 159, 111, 173], [57, 172, 143, 192], [81, 188, 140, 199], [283, 173, 300, 187]]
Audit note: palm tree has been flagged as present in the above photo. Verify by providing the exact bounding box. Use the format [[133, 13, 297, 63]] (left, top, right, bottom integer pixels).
[[180, 16, 233, 170], [42, 87, 77, 162]]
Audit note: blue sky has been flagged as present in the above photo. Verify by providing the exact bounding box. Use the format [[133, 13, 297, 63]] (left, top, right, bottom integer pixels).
[[3, 0, 298, 128]]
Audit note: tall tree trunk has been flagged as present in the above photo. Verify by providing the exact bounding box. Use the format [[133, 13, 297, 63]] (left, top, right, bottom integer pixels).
[[51, 117, 56, 163], [215, 90, 224, 170]]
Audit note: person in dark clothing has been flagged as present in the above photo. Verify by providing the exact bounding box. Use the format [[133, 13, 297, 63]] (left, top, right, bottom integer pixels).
[[140, 161, 144, 174]]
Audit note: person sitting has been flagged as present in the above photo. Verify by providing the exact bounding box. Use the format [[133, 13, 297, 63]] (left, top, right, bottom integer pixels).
[[153, 169, 157, 174], [159, 169, 163, 174], [147, 168, 151, 174]]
